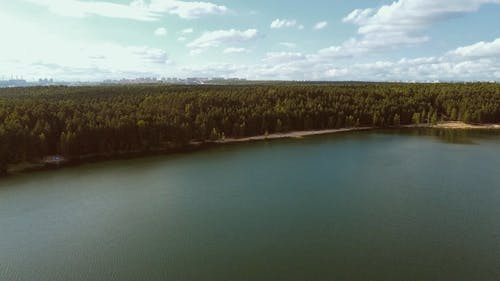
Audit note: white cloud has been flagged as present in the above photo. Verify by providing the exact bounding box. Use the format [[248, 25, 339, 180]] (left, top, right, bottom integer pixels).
[[154, 27, 167, 36], [1, 41, 173, 80], [223, 47, 249, 54], [279, 42, 297, 48], [319, 39, 500, 81], [270, 18, 297, 29], [342, 8, 374, 25], [146, 0, 228, 19], [178, 63, 249, 78], [219, 38, 500, 81], [449, 38, 500, 58], [0, 12, 172, 80], [189, 49, 204, 56], [321, 56, 499, 82], [317, 38, 374, 59], [309, 0, 500, 61], [181, 28, 194, 34], [25, 0, 157, 21], [177, 28, 193, 42], [187, 29, 258, 53], [25, 0, 228, 21], [313, 21, 328, 30], [262, 52, 306, 64], [2, 5, 499, 82], [341, 0, 500, 51]]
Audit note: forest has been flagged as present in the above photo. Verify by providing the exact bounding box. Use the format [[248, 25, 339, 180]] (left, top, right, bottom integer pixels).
[[1, 82, 500, 174]]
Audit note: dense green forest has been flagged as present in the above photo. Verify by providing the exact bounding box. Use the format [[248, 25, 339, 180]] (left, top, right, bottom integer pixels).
[[1, 83, 499, 173]]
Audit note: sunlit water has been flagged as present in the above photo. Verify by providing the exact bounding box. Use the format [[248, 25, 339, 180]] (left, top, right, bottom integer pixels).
[[1, 129, 500, 281]]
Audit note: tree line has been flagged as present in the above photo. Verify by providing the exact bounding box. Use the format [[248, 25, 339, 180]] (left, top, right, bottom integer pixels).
[[1, 83, 499, 173]]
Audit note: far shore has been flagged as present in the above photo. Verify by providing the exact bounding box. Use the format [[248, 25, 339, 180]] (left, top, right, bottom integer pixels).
[[212, 121, 500, 145], [5, 121, 500, 176], [213, 127, 374, 144], [428, 121, 500, 129]]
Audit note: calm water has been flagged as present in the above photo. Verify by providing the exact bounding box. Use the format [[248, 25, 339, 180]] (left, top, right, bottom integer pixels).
[[1, 129, 500, 281]]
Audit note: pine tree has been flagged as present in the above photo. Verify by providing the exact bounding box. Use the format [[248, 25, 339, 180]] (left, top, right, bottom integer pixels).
[[393, 114, 401, 126]]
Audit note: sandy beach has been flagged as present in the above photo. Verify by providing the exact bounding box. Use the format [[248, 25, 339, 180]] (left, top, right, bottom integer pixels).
[[215, 121, 500, 144], [430, 121, 500, 129], [214, 127, 374, 144]]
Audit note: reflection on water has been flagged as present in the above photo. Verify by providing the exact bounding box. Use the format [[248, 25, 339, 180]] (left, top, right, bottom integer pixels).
[[1, 129, 500, 281], [383, 128, 500, 145]]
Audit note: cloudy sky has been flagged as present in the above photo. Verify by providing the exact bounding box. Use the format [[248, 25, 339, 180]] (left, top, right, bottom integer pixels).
[[1, 0, 500, 81]]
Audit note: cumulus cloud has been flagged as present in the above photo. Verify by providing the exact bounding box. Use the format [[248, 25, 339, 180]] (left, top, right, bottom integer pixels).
[[326, 39, 500, 81], [177, 28, 193, 42], [270, 18, 297, 29], [154, 27, 167, 36], [323, 56, 499, 81], [202, 38, 500, 81], [313, 21, 328, 30], [341, 0, 500, 51], [448, 38, 500, 58], [279, 42, 297, 48], [143, 0, 228, 19], [25, 0, 228, 21], [187, 29, 258, 53], [306, 0, 500, 59], [309, 0, 500, 61], [3, 2, 500, 82], [262, 52, 306, 64], [181, 28, 194, 34], [342, 8, 374, 25], [178, 63, 249, 78], [223, 47, 249, 54]]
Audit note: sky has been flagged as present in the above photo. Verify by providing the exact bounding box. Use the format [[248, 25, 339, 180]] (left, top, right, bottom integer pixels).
[[1, 0, 500, 82]]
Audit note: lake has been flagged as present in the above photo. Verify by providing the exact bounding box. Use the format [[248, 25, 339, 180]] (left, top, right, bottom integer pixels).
[[1, 129, 500, 281]]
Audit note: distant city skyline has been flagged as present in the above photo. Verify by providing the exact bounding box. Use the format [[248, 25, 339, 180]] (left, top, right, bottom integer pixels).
[[0, 76, 252, 87], [1, 0, 500, 81]]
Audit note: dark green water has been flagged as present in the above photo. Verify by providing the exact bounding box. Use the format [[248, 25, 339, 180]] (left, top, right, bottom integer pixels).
[[1, 129, 500, 281]]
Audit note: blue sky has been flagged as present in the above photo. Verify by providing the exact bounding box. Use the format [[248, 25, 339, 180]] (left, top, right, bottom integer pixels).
[[1, 0, 499, 81]]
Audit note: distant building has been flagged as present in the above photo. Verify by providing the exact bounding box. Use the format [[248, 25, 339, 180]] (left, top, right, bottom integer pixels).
[[38, 78, 54, 85], [0, 79, 29, 88], [0, 76, 252, 88]]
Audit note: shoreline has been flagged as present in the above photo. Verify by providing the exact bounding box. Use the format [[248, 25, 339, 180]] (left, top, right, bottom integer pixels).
[[212, 127, 374, 144], [401, 121, 500, 130], [428, 121, 500, 129], [211, 121, 500, 144], [4, 122, 500, 177]]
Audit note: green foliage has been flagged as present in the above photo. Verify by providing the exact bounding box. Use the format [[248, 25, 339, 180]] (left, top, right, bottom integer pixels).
[[0, 83, 499, 167], [431, 111, 438, 125], [450, 108, 458, 120], [393, 114, 401, 126], [412, 113, 421, 125], [0, 125, 8, 174]]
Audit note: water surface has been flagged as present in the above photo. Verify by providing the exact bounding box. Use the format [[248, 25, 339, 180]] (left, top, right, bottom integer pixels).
[[1, 129, 500, 281]]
